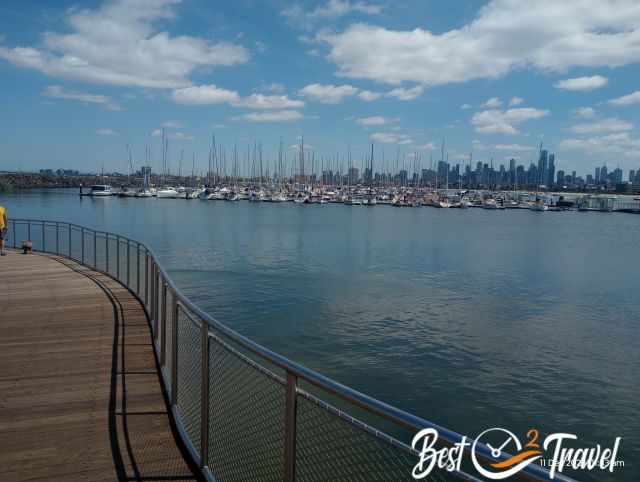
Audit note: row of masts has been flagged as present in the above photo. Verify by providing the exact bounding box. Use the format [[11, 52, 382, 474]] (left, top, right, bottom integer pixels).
[[120, 133, 546, 190]]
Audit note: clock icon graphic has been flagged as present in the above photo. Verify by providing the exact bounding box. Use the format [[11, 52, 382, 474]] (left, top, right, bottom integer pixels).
[[471, 428, 541, 480]]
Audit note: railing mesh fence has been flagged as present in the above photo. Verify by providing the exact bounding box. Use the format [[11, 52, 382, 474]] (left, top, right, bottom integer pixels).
[[207, 333, 286, 482]]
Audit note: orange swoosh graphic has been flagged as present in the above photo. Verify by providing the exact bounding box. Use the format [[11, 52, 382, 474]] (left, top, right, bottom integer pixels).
[[491, 450, 542, 469]]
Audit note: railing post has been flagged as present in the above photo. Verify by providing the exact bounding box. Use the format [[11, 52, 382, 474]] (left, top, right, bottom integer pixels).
[[41, 221, 45, 252], [116, 236, 120, 280], [161, 282, 167, 366], [55, 222, 59, 254], [126, 240, 130, 287], [200, 320, 210, 468], [94, 231, 97, 268], [68, 224, 71, 258], [145, 253, 149, 307], [106, 235, 110, 273], [284, 372, 298, 482], [171, 300, 179, 406], [13, 221, 16, 249], [81, 228, 85, 264], [136, 243, 140, 295], [28, 222, 31, 245]]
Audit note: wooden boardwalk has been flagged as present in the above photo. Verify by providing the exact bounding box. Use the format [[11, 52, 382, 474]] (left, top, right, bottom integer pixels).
[[0, 251, 201, 481]]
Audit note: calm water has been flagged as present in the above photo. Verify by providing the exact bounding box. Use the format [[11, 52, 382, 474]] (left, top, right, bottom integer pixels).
[[2, 189, 639, 480]]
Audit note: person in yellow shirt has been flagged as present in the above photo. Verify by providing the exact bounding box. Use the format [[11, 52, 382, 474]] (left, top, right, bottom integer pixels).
[[0, 205, 7, 256]]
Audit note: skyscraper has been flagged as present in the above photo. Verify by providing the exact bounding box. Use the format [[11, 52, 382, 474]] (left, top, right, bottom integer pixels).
[[547, 153, 555, 186], [538, 149, 548, 186]]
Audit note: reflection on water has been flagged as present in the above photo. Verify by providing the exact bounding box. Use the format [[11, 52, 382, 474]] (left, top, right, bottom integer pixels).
[[3, 189, 639, 480]]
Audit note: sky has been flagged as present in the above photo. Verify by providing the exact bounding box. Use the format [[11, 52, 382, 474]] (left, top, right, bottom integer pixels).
[[1, 0, 640, 177]]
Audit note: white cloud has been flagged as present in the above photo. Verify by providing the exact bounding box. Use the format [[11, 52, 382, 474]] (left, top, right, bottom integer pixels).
[[460, 104, 472, 110], [172, 84, 240, 105], [508, 97, 524, 107], [96, 128, 117, 136], [471, 107, 549, 134], [236, 93, 304, 109], [356, 116, 393, 126], [483, 97, 502, 108], [264, 83, 285, 94], [608, 90, 640, 106], [370, 132, 412, 144], [560, 132, 640, 159], [283, 0, 382, 23], [161, 120, 183, 128], [573, 107, 596, 119], [0, 0, 249, 89], [317, 1, 640, 86], [171, 131, 194, 141], [298, 83, 358, 104], [554, 75, 608, 91], [493, 143, 533, 152], [570, 118, 633, 134], [358, 90, 382, 101], [235, 110, 303, 122], [42, 85, 122, 111], [386, 85, 424, 100], [413, 142, 436, 150], [171, 85, 304, 110]]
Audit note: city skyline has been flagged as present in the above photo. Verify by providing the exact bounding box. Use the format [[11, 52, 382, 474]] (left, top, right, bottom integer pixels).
[[1, 0, 640, 174]]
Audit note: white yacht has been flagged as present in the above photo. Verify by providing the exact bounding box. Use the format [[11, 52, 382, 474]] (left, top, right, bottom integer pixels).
[[89, 185, 113, 197], [157, 187, 178, 198]]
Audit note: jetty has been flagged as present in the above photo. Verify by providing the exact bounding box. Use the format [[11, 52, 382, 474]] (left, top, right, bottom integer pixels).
[[0, 251, 199, 481], [0, 218, 571, 482]]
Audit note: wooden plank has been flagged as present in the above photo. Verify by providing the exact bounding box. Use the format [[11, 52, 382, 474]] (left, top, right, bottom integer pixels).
[[0, 252, 199, 481]]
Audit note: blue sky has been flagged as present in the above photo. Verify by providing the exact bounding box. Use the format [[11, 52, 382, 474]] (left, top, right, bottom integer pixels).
[[1, 0, 640, 177]]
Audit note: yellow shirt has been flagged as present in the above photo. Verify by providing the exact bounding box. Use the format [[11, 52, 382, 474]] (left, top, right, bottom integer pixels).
[[0, 206, 6, 230]]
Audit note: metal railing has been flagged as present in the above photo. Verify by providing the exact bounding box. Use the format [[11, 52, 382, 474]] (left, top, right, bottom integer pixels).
[[5, 218, 573, 482]]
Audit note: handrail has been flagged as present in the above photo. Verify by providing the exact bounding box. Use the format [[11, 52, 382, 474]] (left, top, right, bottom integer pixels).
[[5, 218, 576, 482]]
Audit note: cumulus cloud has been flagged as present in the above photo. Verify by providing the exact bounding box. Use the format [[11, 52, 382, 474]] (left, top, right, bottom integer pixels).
[[235, 110, 303, 122], [0, 0, 249, 89], [483, 97, 502, 108], [283, 0, 382, 24], [42, 85, 122, 110], [171, 85, 304, 110], [96, 128, 117, 136], [172, 84, 240, 105], [236, 93, 304, 109], [460, 104, 472, 110], [298, 83, 359, 104], [493, 143, 533, 152], [508, 97, 524, 107], [356, 116, 393, 126], [573, 107, 596, 119], [570, 118, 633, 134], [608, 90, 640, 106], [554, 75, 608, 91], [414, 142, 436, 150], [560, 132, 640, 159], [471, 107, 549, 134], [358, 90, 382, 101], [161, 120, 183, 128], [386, 85, 424, 100], [370, 132, 412, 144], [317, 1, 640, 86]]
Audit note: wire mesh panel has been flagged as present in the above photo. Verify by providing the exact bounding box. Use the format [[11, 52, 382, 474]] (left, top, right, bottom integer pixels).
[[207, 334, 286, 482], [106, 235, 118, 277], [43, 222, 58, 254], [295, 392, 456, 482], [95, 233, 107, 273], [177, 306, 202, 456], [69, 226, 83, 261], [27, 222, 44, 252], [163, 289, 175, 389]]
